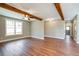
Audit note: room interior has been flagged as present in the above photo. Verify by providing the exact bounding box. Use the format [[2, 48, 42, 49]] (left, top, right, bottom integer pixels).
[[0, 3, 79, 56]]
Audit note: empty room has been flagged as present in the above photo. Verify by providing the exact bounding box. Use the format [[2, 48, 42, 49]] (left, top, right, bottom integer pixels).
[[0, 3, 79, 56]]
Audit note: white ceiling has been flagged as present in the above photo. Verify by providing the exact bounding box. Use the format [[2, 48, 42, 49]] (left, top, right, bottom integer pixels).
[[61, 3, 79, 20], [8, 3, 79, 20], [8, 3, 61, 20]]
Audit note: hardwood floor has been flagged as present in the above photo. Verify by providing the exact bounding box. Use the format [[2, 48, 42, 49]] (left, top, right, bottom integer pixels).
[[0, 37, 79, 56]]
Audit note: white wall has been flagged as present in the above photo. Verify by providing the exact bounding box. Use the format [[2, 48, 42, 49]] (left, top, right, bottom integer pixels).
[[71, 14, 79, 44], [0, 15, 5, 40], [31, 20, 44, 40], [76, 14, 79, 43], [0, 7, 30, 41], [72, 14, 79, 44], [0, 15, 30, 41], [44, 20, 65, 39], [72, 16, 77, 42]]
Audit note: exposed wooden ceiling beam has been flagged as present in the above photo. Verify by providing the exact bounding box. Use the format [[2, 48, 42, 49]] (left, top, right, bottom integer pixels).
[[0, 3, 42, 20], [54, 3, 64, 20]]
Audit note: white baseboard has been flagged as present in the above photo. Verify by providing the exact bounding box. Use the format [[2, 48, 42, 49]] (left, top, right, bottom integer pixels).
[[0, 36, 44, 43], [31, 36, 44, 40], [0, 36, 30, 43], [45, 36, 64, 40]]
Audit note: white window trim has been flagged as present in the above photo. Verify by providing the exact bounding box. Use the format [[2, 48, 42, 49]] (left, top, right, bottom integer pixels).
[[5, 19, 23, 36]]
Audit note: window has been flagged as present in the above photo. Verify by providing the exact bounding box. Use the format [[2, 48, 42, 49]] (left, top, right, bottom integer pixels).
[[15, 21, 22, 34], [6, 19, 15, 35], [6, 19, 23, 35]]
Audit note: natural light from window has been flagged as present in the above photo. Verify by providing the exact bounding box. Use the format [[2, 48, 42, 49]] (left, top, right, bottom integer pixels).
[[6, 19, 23, 35]]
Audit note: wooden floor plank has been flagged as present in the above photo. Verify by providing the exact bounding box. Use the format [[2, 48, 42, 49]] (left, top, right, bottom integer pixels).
[[0, 37, 79, 56]]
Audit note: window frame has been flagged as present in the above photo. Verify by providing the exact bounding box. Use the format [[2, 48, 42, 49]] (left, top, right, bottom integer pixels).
[[5, 18, 23, 36]]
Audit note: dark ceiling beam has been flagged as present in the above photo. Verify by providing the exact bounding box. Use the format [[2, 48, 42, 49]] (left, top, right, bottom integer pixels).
[[0, 3, 42, 20], [54, 3, 64, 20]]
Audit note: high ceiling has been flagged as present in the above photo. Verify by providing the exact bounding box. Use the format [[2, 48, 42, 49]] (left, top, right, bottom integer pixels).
[[6, 3, 79, 20], [61, 3, 79, 20], [7, 3, 61, 20]]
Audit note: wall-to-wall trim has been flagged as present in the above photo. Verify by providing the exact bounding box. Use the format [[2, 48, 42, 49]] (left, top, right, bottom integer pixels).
[[44, 36, 64, 40], [31, 36, 44, 40], [0, 36, 30, 43]]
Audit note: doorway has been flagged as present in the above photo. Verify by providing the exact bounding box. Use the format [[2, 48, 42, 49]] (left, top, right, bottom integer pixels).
[[66, 26, 70, 35], [65, 21, 72, 40]]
